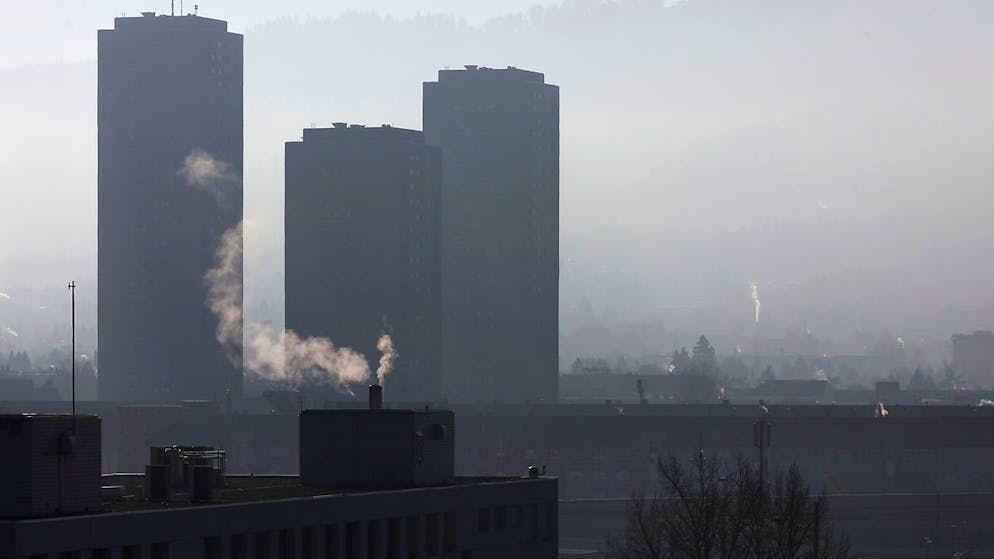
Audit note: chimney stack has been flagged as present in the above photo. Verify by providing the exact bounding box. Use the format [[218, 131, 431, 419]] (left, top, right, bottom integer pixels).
[[369, 384, 383, 410]]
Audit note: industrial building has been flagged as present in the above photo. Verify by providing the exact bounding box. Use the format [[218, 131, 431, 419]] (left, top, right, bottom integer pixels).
[[952, 330, 994, 385], [0, 391, 558, 558], [423, 66, 560, 404], [97, 12, 243, 402], [284, 125, 442, 402]]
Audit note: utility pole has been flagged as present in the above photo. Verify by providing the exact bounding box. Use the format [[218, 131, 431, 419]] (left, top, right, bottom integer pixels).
[[813, 498, 822, 559], [754, 400, 771, 487], [68, 281, 76, 432]]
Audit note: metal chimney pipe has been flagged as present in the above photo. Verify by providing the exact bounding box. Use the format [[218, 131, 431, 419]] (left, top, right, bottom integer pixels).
[[369, 384, 383, 410]]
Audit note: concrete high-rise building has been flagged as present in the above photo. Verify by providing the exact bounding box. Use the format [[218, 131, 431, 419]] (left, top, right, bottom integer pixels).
[[285, 125, 442, 402], [97, 13, 243, 402], [423, 66, 559, 403]]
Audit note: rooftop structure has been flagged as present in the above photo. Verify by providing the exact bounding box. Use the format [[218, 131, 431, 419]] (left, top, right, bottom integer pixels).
[[0, 388, 558, 558], [0, 414, 101, 518]]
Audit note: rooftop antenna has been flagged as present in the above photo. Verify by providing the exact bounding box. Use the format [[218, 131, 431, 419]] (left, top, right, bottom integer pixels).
[[195, 4, 199, 16], [68, 281, 77, 432], [171, 0, 175, 16]]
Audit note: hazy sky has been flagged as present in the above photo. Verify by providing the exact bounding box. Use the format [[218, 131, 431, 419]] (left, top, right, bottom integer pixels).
[[0, 0, 575, 70], [2, 0, 993, 365]]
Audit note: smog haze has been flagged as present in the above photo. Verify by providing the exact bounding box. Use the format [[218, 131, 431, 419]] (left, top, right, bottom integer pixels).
[[3, 0, 993, 364]]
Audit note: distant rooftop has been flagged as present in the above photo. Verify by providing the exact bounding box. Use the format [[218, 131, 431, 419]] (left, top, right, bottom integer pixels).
[[105, 12, 230, 33], [98, 474, 549, 514], [297, 124, 424, 145], [435, 65, 546, 83]]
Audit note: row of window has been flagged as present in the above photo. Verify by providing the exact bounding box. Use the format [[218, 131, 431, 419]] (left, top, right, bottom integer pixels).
[[476, 502, 554, 542], [204, 514, 456, 559]]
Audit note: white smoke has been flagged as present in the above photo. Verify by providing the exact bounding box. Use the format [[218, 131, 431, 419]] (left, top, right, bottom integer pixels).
[[178, 148, 238, 187], [750, 282, 761, 323], [375, 334, 398, 385], [979, 399, 994, 407], [0, 292, 10, 300], [3, 327, 18, 337], [896, 336, 905, 349], [874, 401, 889, 418], [206, 221, 383, 392]]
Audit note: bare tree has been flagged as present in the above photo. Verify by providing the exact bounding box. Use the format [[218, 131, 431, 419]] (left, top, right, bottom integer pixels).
[[608, 452, 849, 559]]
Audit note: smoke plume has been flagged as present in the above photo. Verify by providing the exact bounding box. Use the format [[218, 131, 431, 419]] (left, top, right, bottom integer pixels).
[[750, 282, 761, 323], [206, 221, 377, 391], [3, 327, 18, 337], [874, 401, 889, 418], [178, 149, 238, 187], [0, 292, 10, 300], [375, 334, 398, 385]]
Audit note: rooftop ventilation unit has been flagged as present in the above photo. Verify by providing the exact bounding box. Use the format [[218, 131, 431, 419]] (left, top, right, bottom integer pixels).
[[145, 445, 226, 502]]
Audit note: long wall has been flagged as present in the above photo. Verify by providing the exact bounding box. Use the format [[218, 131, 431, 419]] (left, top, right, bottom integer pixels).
[[5, 402, 994, 499]]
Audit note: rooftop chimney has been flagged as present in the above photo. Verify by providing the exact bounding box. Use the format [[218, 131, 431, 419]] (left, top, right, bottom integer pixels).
[[369, 384, 383, 410]]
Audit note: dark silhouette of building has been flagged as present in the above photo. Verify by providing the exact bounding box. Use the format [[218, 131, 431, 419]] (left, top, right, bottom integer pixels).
[[423, 66, 559, 404], [285, 125, 442, 401], [0, 396, 558, 558], [97, 13, 243, 402]]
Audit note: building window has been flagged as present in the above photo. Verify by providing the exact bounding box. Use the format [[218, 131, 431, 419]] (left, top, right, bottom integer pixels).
[[426, 514, 440, 555], [92, 550, 110, 559], [204, 537, 220, 559], [279, 529, 294, 559], [122, 546, 141, 559], [541, 502, 554, 542], [324, 524, 341, 559], [511, 505, 524, 528], [346, 522, 359, 559], [387, 518, 404, 559], [255, 532, 270, 559], [495, 506, 507, 531], [444, 512, 457, 552], [151, 542, 170, 559], [405, 516, 422, 557], [301, 527, 316, 559], [367, 520, 383, 559], [230, 534, 247, 559], [477, 508, 491, 532]]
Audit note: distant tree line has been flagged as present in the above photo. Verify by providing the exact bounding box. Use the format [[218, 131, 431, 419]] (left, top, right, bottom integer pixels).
[[568, 332, 983, 394], [1, 351, 33, 372]]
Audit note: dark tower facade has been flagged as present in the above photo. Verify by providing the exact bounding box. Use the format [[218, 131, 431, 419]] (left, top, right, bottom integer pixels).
[[285, 125, 442, 402], [423, 66, 559, 403], [97, 13, 243, 402]]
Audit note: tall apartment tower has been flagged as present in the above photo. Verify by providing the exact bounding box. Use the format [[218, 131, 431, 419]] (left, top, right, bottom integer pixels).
[[285, 125, 443, 402], [423, 66, 559, 403], [97, 13, 243, 402]]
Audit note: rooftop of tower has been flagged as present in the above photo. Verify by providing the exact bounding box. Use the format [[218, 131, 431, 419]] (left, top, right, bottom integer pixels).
[[106, 11, 230, 33], [435, 65, 546, 83]]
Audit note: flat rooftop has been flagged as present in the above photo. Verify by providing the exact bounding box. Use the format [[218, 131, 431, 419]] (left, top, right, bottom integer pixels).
[[434, 65, 546, 83], [97, 474, 550, 514], [104, 13, 231, 33]]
